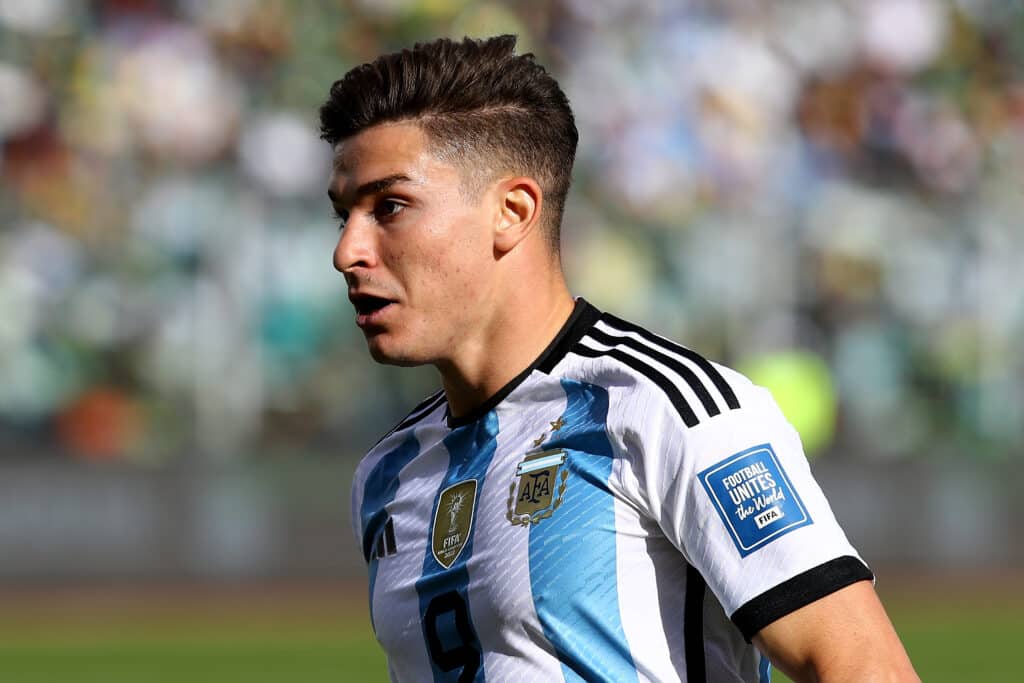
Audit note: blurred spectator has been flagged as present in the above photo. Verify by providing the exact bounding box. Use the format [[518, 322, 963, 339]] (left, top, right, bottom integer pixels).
[[1, 0, 1021, 463]]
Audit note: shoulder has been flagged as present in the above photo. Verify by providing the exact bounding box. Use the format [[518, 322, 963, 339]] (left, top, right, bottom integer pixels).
[[351, 388, 446, 523], [353, 388, 446, 491], [367, 388, 446, 454], [553, 309, 752, 432]]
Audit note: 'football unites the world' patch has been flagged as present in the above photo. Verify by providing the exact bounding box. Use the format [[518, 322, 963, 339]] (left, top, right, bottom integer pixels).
[[698, 443, 812, 557]]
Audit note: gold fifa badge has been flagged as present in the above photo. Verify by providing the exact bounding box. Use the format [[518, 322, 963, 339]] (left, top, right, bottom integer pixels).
[[431, 480, 477, 569], [507, 449, 569, 526]]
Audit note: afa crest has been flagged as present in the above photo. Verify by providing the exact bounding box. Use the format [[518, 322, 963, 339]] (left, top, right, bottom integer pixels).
[[507, 449, 569, 526]]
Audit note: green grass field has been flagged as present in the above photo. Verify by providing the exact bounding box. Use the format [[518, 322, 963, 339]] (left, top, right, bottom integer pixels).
[[0, 576, 1019, 682]]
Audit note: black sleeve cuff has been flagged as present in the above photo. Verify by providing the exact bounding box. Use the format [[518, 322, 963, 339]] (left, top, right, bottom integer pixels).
[[731, 555, 874, 642]]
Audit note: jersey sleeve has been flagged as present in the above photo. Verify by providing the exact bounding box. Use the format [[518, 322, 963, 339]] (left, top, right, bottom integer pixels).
[[630, 368, 872, 641]]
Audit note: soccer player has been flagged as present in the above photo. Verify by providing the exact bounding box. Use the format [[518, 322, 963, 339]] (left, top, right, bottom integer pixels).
[[321, 35, 919, 682]]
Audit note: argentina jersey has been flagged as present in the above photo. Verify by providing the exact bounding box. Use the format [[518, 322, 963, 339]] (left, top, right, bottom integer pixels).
[[350, 299, 872, 682]]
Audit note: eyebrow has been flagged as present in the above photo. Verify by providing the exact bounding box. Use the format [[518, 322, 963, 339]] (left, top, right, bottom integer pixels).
[[327, 173, 413, 205]]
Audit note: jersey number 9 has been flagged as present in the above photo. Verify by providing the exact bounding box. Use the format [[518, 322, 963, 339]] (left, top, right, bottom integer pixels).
[[425, 590, 481, 682]]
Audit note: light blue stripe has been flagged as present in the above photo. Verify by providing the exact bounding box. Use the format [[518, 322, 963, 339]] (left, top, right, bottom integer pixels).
[[516, 451, 566, 474], [416, 410, 500, 683], [759, 653, 772, 682], [359, 432, 421, 632], [528, 378, 638, 682]]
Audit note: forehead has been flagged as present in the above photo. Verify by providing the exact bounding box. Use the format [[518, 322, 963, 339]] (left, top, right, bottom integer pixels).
[[331, 122, 448, 188]]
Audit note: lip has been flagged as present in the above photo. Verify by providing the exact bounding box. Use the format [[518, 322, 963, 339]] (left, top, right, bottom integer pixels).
[[348, 291, 397, 329], [355, 302, 395, 329]]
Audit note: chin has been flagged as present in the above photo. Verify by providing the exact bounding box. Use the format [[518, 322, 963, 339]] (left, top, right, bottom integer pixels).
[[365, 336, 431, 367]]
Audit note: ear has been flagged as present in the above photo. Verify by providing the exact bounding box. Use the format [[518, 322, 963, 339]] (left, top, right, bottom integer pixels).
[[492, 176, 543, 255]]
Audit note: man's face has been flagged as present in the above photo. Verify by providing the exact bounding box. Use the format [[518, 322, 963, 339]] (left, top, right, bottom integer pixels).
[[328, 122, 497, 366]]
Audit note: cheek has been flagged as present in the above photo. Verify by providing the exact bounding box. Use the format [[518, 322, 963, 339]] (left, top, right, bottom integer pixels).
[[425, 229, 488, 284], [445, 241, 489, 294], [389, 211, 492, 308]]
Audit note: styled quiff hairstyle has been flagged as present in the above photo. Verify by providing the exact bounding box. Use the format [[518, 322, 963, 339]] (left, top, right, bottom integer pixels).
[[319, 35, 578, 249]]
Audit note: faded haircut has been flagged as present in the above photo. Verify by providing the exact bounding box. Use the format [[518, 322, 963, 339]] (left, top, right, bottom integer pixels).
[[319, 35, 578, 250]]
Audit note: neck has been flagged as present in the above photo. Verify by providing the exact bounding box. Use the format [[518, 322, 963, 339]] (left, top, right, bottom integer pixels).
[[438, 269, 575, 420]]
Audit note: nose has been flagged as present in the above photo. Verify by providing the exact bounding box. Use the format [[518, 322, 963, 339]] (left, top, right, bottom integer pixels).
[[333, 216, 377, 274]]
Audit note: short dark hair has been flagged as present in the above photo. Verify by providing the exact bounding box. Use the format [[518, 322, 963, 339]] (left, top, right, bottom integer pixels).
[[319, 35, 578, 248]]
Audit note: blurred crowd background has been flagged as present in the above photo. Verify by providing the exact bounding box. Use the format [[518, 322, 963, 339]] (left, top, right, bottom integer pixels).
[[1, 0, 1022, 578]]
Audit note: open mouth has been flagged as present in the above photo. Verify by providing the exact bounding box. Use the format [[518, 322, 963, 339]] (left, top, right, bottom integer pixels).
[[351, 294, 394, 318]]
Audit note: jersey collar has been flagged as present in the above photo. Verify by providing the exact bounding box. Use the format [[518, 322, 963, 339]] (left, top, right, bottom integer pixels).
[[445, 297, 602, 429]]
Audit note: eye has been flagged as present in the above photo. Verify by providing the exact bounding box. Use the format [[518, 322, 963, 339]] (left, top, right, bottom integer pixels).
[[374, 198, 405, 222], [332, 207, 349, 231]]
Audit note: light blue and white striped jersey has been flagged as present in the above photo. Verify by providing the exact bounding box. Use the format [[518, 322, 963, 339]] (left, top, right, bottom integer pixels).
[[352, 299, 871, 683]]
